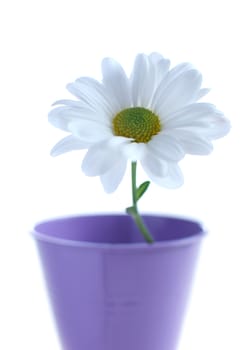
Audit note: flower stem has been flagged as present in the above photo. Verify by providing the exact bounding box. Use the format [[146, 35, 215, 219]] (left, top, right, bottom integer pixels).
[[127, 161, 154, 243]]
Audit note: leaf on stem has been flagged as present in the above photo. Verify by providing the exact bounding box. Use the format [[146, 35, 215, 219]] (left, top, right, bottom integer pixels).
[[136, 181, 150, 201], [126, 206, 136, 215]]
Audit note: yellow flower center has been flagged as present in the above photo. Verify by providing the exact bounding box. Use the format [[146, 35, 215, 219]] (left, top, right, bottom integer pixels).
[[112, 107, 162, 143]]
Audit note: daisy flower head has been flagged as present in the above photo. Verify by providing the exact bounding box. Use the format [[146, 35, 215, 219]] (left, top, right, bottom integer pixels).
[[49, 53, 230, 195]]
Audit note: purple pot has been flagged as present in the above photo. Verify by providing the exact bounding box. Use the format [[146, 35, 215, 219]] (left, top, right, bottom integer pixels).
[[32, 214, 205, 350]]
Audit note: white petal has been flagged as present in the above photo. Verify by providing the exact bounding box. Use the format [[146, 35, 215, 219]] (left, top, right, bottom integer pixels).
[[149, 52, 164, 63], [185, 117, 231, 140], [149, 53, 170, 86], [163, 62, 194, 84], [200, 114, 231, 139], [163, 104, 230, 140], [140, 153, 169, 178], [68, 120, 112, 143], [102, 58, 131, 110], [50, 135, 87, 156], [52, 99, 87, 108], [155, 69, 202, 116], [196, 88, 210, 100], [130, 54, 150, 106], [100, 158, 127, 193], [148, 134, 185, 161], [81, 141, 121, 176], [151, 62, 193, 109], [67, 77, 116, 116], [76, 77, 117, 115], [163, 102, 216, 126], [130, 53, 169, 108], [155, 163, 184, 189], [155, 59, 171, 83], [48, 106, 83, 131], [48, 105, 110, 132], [169, 129, 213, 155], [142, 162, 184, 189], [108, 135, 132, 146], [120, 142, 147, 161]]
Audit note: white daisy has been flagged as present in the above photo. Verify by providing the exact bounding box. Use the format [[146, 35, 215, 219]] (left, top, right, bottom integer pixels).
[[49, 53, 230, 193]]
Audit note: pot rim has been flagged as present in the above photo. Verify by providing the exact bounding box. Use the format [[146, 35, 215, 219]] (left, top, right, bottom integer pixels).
[[31, 213, 207, 251]]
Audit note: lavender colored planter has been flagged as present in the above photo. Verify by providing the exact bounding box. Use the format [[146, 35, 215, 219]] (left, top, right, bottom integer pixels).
[[32, 214, 205, 350]]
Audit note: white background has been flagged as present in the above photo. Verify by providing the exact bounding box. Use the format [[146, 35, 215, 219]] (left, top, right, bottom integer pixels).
[[0, 0, 241, 349]]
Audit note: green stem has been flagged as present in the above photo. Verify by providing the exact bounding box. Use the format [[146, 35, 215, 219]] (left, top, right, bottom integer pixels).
[[129, 162, 154, 244]]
